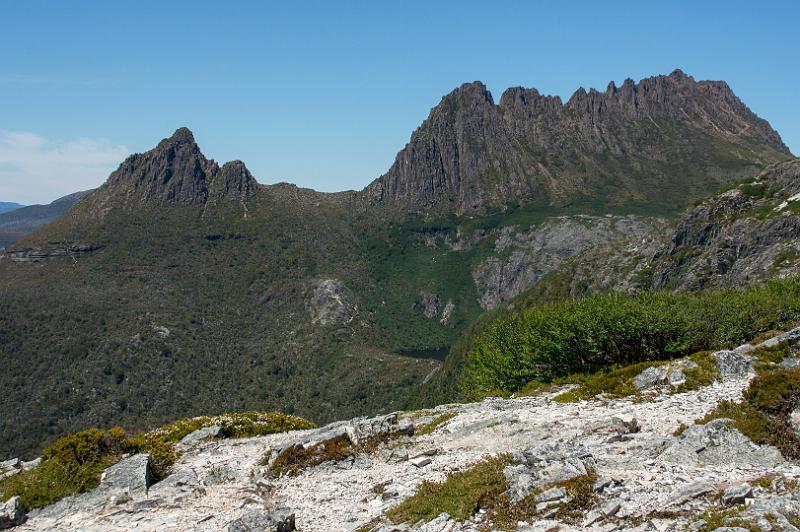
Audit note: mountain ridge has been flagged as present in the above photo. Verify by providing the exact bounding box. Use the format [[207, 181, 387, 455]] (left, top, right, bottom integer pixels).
[[367, 69, 791, 215]]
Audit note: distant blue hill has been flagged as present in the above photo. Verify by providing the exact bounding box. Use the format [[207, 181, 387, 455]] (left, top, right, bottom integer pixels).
[[0, 202, 24, 214], [0, 191, 90, 248]]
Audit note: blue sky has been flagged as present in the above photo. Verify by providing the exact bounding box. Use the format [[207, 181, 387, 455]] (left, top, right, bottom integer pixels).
[[1, 0, 798, 204]]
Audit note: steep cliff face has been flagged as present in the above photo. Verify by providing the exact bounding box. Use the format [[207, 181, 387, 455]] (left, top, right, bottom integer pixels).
[[651, 158, 800, 291], [367, 71, 791, 215], [493, 158, 800, 302]]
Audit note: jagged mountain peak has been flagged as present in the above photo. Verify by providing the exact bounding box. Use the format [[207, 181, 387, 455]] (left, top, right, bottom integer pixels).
[[164, 126, 196, 144], [98, 128, 257, 210], [369, 70, 791, 215]]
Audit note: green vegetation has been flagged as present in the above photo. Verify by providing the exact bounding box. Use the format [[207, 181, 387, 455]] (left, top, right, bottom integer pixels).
[[0, 411, 313, 510], [266, 434, 354, 478], [549, 350, 718, 403], [0, 428, 126, 510], [385, 455, 597, 529], [386, 455, 512, 524], [751, 341, 790, 373], [692, 368, 800, 459], [461, 277, 800, 398], [739, 181, 771, 199], [416, 413, 457, 436], [693, 507, 760, 532]]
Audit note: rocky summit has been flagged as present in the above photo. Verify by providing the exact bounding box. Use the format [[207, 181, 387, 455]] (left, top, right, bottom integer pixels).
[[5, 327, 800, 531], [366, 71, 789, 215]]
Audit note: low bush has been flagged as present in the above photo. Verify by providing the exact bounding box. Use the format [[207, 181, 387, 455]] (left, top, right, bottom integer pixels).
[[386, 455, 512, 524], [462, 277, 800, 398], [550, 350, 719, 403], [0, 411, 314, 511], [0, 428, 126, 509], [692, 368, 800, 460], [266, 434, 353, 478]]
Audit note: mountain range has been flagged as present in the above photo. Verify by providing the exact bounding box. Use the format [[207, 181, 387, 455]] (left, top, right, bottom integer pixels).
[[0, 203, 24, 215], [0, 70, 793, 459], [0, 192, 90, 250]]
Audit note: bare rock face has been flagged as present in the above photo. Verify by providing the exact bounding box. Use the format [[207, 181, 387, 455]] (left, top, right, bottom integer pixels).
[[651, 159, 800, 291], [0, 496, 25, 529], [84, 127, 258, 213], [367, 71, 789, 215], [305, 278, 355, 326], [415, 292, 441, 319], [472, 215, 664, 309], [504, 443, 596, 504], [659, 419, 784, 468]]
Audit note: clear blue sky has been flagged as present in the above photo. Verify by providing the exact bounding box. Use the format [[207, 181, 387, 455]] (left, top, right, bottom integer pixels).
[[1, 0, 798, 204]]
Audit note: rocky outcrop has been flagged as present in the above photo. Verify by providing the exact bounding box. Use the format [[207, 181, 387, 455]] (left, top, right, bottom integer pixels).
[[517, 158, 800, 300], [414, 292, 455, 325], [504, 443, 596, 504], [305, 278, 356, 326], [2, 242, 102, 263], [472, 215, 664, 309], [652, 158, 800, 291], [367, 71, 790, 215], [76, 128, 258, 216], [659, 419, 784, 468]]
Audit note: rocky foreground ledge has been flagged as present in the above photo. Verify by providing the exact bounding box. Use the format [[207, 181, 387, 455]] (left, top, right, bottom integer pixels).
[[3, 333, 800, 531]]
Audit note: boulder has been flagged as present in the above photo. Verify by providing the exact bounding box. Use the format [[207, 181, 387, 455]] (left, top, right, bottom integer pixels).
[[721, 484, 753, 505], [0, 497, 25, 529], [634, 366, 669, 390], [668, 481, 714, 506], [227, 508, 295, 532], [659, 419, 783, 467], [713, 350, 752, 380], [505, 443, 595, 503], [791, 404, 800, 435], [760, 327, 800, 348], [100, 453, 151, 498], [177, 425, 222, 450], [734, 343, 755, 355], [667, 369, 687, 386]]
